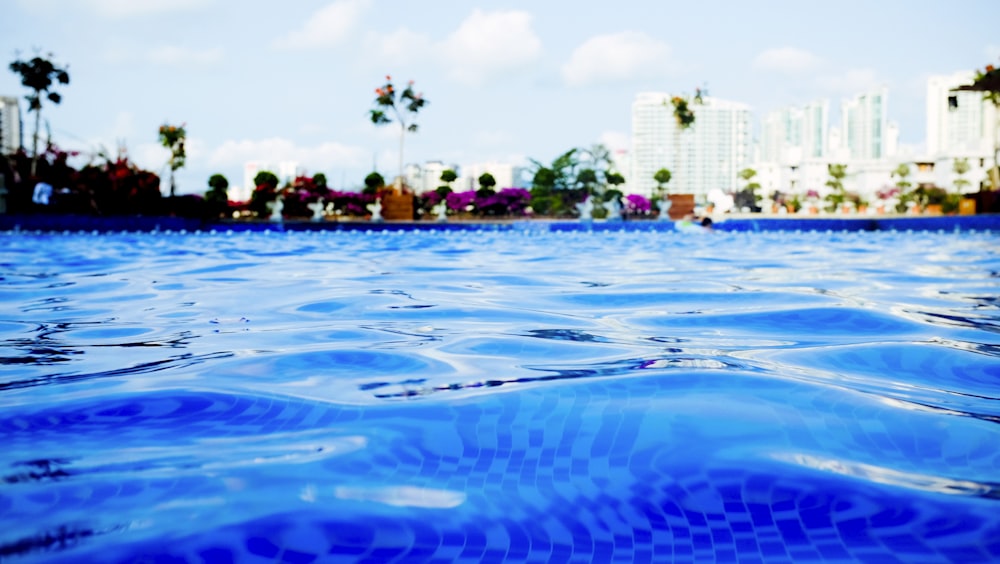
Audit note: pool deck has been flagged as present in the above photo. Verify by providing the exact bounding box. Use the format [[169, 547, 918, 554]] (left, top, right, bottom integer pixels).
[[1, 213, 999, 233]]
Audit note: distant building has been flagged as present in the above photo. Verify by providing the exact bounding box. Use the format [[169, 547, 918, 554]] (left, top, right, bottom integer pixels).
[[0, 96, 21, 155], [630, 93, 751, 198], [841, 87, 890, 161]]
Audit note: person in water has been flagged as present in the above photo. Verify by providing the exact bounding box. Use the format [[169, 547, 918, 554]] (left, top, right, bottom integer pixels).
[[676, 213, 714, 232]]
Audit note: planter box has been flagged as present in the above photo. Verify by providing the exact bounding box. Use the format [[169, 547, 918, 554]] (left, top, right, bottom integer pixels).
[[666, 194, 695, 220], [381, 191, 414, 220], [959, 198, 977, 215]]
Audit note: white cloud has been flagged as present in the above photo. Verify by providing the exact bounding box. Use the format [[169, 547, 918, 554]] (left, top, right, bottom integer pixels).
[[273, 0, 371, 50], [207, 138, 368, 171], [439, 10, 542, 85], [147, 46, 224, 66], [363, 28, 435, 65], [561, 31, 672, 87], [752, 47, 822, 73], [815, 68, 882, 96]]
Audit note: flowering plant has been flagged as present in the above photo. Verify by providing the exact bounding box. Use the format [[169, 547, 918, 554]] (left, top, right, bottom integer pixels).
[[370, 75, 428, 189], [624, 193, 651, 215]]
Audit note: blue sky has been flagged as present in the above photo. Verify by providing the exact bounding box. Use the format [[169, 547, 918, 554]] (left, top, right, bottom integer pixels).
[[2, 0, 997, 195]]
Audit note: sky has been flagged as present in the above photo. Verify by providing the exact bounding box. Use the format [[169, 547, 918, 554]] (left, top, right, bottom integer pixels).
[[2, 0, 998, 196]]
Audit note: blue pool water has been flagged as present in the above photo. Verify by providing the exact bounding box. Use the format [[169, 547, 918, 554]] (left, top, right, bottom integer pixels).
[[1, 228, 999, 563]]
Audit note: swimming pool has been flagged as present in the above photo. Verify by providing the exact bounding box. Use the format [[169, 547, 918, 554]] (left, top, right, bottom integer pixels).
[[1, 228, 998, 563]]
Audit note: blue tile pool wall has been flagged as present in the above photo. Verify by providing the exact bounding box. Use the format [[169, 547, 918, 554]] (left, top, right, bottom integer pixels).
[[4, 373, 999, 562], [1, 213, 999, 233]]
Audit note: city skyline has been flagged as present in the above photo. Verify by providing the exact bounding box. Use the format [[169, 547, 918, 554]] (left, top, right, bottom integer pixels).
[[1, 0, 997, 195]]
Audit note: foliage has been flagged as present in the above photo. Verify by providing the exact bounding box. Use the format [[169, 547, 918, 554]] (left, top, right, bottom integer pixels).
[[9, 51, 70, 170], [205, 174, 230, 218], [952, 158, 971, 191], [528, 148, 583, 216], [891, 163, 911, 189], [253, 171, 279, 190], [477, 172, 496, 193], [363, 171, 385, 194], [313, 173, 328, 189], [440, 169, 457, 185], [670, 96, 695, 129], [972, 62, 1000, 106], [824, 163, 849, 212], [158, 123, 186, 197], [736, 168, 761, 211], [575, 168, 598, 195], [2, 144, 164, 216], [653, 168, 672, 193]]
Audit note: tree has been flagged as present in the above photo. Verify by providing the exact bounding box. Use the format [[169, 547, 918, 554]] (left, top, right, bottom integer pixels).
[[528, 148, 580, 216], [606, 171, 625, 190], [891, 163, 912, 190], [653, 168, 672, 194], [440, 168, 457, 187], [824, 163, 848, 211], [313, 173, 328, 189], [370, 75, 428, 190], [249, 171, 279, 217], [477, 172, 496, 194], [576, 168, 598, 196], [363, 171, 385, 194], [952, 157, 971, 192], [8, 51, 70, 176], [205, 174, 229, 217], [254, 171, 279, 190], [664, 87, 703, 191], [736, 168, 761, 211], [158, 123, 186, 197], [207, 174, 229, 198]]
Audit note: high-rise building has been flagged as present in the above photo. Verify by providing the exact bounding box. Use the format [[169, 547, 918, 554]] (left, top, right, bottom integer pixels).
[[0, 96, 22, 155], [801, 99, 829, 160], [926, 71, 995, 157], [630, 93, 751, 198], [841, 87, 889, 160]]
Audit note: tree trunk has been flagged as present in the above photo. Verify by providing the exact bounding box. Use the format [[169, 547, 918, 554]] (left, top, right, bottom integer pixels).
[[30, 109, 41, 177], [397, 123, 405, 191]]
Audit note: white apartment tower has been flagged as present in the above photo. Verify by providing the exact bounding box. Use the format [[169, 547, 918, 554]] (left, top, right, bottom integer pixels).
[[759, 100, 829, 166], [631, 93, 751, 198], [0, 96, 21, 155], [841, 87, 889, 160], [926, 71, 995, 157]]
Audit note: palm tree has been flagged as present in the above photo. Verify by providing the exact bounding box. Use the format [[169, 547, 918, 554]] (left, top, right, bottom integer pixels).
[[665, 91, 699, 192]]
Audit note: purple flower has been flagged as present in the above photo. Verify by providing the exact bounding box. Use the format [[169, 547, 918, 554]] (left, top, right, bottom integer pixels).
[[624, 194, 651, 214]]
